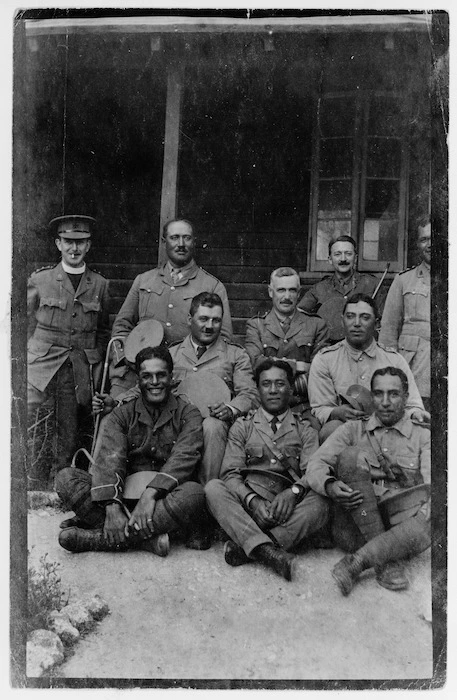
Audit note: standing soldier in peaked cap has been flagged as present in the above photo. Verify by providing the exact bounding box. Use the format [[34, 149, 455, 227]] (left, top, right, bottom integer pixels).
[[27, 215, 110, 487]]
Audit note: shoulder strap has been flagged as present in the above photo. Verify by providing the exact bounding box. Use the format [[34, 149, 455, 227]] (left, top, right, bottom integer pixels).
[[255, 429, 301, 482]]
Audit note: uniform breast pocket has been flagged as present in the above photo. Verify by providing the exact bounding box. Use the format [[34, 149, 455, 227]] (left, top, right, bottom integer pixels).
[[245, 445, 264, 465], [296, 341, 313, 363], [38, 297, 67, 326], [395, 455, 423, 488], [402, 288, 429, 322], [139, 284, 162, 317], [80, 300, 101, 329]]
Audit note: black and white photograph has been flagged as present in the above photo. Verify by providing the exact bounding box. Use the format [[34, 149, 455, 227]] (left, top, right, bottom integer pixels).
[[8, 2, 450, 690]]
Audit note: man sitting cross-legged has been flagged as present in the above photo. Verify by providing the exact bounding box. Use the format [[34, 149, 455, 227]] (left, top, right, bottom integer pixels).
[[306, 366, 431, 595], [56, 346, 208, 556], [205, 358, 329, 582]]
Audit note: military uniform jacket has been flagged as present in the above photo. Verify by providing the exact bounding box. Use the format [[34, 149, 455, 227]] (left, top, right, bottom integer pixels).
[[308, 339, 424, 425], [90, 393, 203, 504], [169, 335, 259, 415], [220, 407, 318, 503], [305, 413, 430, 497], [298, 272, 378, 342], [111, 261, 233, 360], [378, 262, 430, 398], [244, 308, 330, 371], [27, 262, 110, 397]]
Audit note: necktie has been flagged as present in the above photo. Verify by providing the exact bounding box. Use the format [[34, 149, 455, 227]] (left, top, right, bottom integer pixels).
[[281, 317, 291, 335], [196, 345, 207, 359], [170, 269, 181, 285], [271, 416, 279, 433]]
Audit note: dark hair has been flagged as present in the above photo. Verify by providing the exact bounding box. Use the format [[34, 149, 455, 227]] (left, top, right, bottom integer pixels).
[[189, 292, 224, 317], [328, 235, 357, 256], [162, 218, 194, 238], [135, 345, 173, 375], [254, 358, 294, 386], [342, 292, 378, 318], [371, 366, 409, 395], [417, 215, 431, 231]]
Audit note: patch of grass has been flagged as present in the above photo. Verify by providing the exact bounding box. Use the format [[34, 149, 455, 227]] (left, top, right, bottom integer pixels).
[[28, 551, 70, 634]]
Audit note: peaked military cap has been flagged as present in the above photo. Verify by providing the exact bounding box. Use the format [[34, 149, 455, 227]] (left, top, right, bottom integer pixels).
[[49, 214, 96, 239]]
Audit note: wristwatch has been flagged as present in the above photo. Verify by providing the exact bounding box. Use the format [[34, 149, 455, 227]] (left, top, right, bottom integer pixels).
[[291, 483, 305, 499]]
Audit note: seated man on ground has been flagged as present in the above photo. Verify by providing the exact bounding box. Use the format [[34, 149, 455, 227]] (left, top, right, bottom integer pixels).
[[306, 366, 431, 595], [205, 358, 328, 582], [56, 345, 209, 556], [308, 293, 428, 443]]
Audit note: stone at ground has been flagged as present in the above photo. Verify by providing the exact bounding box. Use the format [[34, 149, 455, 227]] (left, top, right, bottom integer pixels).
[[87, 594, 110, 621], [27, 629, 65, 677], [28, 509, 434, 682], [63, 601, 96, 633], [28, 491, 61, 510], [47, 611, 80, 646]]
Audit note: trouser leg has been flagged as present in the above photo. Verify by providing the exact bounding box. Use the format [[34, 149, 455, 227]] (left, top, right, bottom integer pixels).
[[150, 482, 206, 534], [53, 361, 79, 475], [335, 447, 385, 542], [331, 503, 366, 552], [319, 420, 344, 444], [55, 467, 105, 527], [354, 512, 431, 571], [205, 479, 272, 556], [269, 490, 329, 551], [199, 418, 229, 484], [27, 384, 50, 488], [109, 363, 137, 400]]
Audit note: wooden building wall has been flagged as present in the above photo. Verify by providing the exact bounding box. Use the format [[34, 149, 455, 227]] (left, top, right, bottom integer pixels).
[[23, 28, 432, 342]]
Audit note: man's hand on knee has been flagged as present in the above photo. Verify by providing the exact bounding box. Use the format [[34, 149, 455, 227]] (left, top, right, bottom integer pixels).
[[267, 490, 297, 525], [104, 503, 129, 545], [325, 480, 363, 510], [250, 496, 276, 529], [128, 488, 157, 539]]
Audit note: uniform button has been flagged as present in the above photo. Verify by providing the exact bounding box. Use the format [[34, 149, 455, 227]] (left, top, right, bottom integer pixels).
[[410, 463, 414, 467], [383, 448, 388, 452], [192, 367, 198, 372], [263, 344, 267, 348], [71, 329, 76, 335], [166, 322, 171, 327], [270, 459, 276, 464], [283, 339, 288, 343], [273, 441, 277, 445], [147, 289, 151, 292], [151, 446, 156, 453], [361, 375, 365, 380], [69, 346, 73, 350], [74, 298, 78, 303], [168, 304, 173, 309], [72, 312, 77, 317], [170, 286, 175, 291]]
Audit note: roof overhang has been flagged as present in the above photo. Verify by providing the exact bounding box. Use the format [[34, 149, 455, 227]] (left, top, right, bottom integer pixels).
[[24, 13, 431, 37]]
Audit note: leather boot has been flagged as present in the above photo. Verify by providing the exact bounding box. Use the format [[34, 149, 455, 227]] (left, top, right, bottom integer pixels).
[[332, 553, 365, 595], [252, 543, 296, 581], [224, 540, 251, 567], [375, 561, 408, 591], [59, 527, 130, 552], [137, 533, 170, 558]]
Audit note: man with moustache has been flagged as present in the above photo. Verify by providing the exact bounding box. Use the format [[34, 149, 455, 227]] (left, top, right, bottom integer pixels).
[[306, 366, 430, 594], [308, 293, 428, 442], [109, 218, 232, 397], [205, 358, 328, 582], [245, 267, 329, 417], [379, 218, 431, 411], [56, 346, 207, 555], [298, 236, 378, 344], [27, 215, 110, 486]]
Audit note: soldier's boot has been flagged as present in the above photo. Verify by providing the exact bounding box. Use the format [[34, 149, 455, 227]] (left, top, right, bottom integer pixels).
[[58, 526, 170, 557], [336, 448, 386, 541], [224, 540, 251, 567], [252, 543, 297, 581], [332, 515, 431, 595], [58, 527, 130, 553]]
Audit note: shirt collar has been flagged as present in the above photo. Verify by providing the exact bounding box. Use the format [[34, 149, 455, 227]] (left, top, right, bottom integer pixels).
[[62, 261, 86, 275], [366, 412, 412, 437], [167, 259, 195, 275], [344, 337, 377, 358], [260, 407, 289, 424]]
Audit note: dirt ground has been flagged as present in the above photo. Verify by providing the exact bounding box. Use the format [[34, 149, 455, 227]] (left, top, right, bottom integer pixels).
[[27, 506, 433, 683]]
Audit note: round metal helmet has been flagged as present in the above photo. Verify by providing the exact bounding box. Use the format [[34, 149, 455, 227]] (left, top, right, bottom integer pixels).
[[124, 319, 165, 363], [339, 384, 374, 415]]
